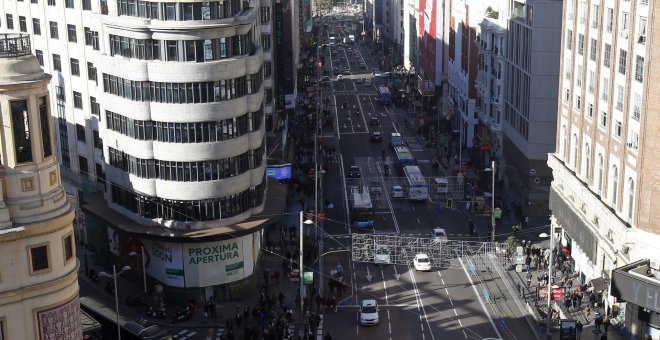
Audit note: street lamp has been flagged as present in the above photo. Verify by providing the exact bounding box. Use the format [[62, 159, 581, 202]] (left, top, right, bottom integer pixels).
[[299, 211, 314, 314], [128, 250, 147, 293], [539, 231, 554, 340], [484, 160, 496, 242], [99, 265, 132, 340]]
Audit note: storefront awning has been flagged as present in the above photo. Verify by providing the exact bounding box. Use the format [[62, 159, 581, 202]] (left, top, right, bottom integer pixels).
[[549, 188, 598, 262], [611, 259, 660, 314], [590, 277, 609, 292]]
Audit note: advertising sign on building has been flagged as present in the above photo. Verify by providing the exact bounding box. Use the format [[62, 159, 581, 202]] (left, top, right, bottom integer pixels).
[[183, 238, 246, 287], [37, 296, 82, 339], [142, 240, 185, 288]]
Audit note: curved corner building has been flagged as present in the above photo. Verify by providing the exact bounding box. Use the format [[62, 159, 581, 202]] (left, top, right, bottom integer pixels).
[[0, 34, 80, 339], [0, 0, 278, 301]]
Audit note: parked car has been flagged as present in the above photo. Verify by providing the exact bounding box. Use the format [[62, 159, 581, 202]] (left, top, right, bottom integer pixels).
[[359, 299, 380, 325]]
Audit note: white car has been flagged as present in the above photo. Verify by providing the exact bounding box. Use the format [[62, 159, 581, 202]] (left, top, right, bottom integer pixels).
[[391, 185, 405, 199], [359, 299, 379, 325], [431, 228, 448, 241], [336, 74, 343, 80], [413, 253, 432, 271], [374, 245, 391, 264]]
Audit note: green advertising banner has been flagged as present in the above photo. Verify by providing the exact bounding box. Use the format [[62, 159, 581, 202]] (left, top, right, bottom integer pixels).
[[303, 271, 314, 285], [183, 238, 247, 287]]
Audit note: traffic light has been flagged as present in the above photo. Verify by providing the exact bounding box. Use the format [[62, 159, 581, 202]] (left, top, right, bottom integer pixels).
[[446, 199, 453, 208]]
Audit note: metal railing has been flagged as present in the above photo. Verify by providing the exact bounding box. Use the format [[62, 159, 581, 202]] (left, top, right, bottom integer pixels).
[[0, 34, 31, 58]]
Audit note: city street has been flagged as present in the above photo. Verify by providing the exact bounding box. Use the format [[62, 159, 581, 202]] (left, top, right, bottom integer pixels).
[[313, 13, 535, 340]]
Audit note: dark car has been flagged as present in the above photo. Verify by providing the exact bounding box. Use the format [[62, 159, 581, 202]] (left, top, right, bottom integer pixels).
[[348, 165, 362, 178], [371, 131, 382, 142], [370, 117, 379, 126]]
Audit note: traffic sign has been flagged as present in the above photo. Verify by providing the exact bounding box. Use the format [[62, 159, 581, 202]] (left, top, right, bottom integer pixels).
[[514, 255, 525, 265]]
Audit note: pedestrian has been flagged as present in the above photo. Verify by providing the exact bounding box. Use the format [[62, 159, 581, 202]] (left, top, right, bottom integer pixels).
[[331, 296, 337, 312], [263, 269, 270, 286], [576, 321, 583, 339], [594, 313, 603, 333], [603, 315, 610, 333]]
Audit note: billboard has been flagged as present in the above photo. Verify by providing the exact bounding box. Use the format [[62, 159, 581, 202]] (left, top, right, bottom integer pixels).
[[142, 239, 185, 288], [141, 232, 257, 288], [418, 0, 443, 85], [183, 238, 246, 287]]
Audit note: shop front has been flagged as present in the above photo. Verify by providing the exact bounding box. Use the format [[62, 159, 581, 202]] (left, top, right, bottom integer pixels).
[[611, 260, 660, 339]]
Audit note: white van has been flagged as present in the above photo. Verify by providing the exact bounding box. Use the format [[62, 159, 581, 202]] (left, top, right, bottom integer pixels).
[[365, 78, 372, 86], [434, 177, 449, 194]]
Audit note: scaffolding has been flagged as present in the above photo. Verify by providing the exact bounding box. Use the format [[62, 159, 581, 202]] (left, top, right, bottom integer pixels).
[[351, 233, 509, 271]]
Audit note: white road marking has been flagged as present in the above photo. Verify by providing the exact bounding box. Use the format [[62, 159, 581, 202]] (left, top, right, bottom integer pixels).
[[417, 218, 421, 224], [454, 308, 458, 316], [339, 154, 350, 235], [178, 330, 188, 335], [409, 263, 435, 340]]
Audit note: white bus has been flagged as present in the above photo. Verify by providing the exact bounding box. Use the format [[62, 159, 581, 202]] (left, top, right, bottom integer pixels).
[[403, 165, 429, 201]]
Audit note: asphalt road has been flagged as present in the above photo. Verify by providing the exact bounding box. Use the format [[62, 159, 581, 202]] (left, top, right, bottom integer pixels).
[[316, 13, 527, 340]]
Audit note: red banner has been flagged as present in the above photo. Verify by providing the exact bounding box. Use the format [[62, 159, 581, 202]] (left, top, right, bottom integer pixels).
[[551, 287, 564, 301]]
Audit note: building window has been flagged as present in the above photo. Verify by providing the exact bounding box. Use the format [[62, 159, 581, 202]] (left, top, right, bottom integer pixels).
[[19, 16, 27, 32], [6, 15, 13, 30], [76, 124, 85, 142], [638, 17, 647, 44], [614, 120, 622, 137], [591, 4, 599, 28], [585, 143, 591, 182], [575, 95, 582, 110], [265, 88, 273, 104], [90, 96, 100, 118], [576, 65, 582, 87], [587, 103, 593, 118], [261, 34, 271, 51], [38, 96, 52, 158], [65, 0, 74, 8], [622, 12, 629, 32], [632, 93, 641, 121], [606, 7, 614, 32], [635, 55, 644, 82], [83, 0, 91, 10], [35, 50, 43, 66], [93, 130, 103, 149], [616, 85, 624, 111], [11, 100, 33, 163], [589, 39, 597, 61], [67, 24, 77, 43], [562, 126, 567, 160], [577, 34, 584, 55], [601, 77, 609, 101], [627, 178, 635, 221], [79, 155, 89, 179], [31, 0, 38, 3], [572, 134, 578, 169], [32, 18, 41, 35], [566, 30, 573, 50], [49, 21, 58, 39], [84, 27, 92, 45], [264, 61, 272, 77], [261, 6, 271, 23], [611, 165, 619, 206], [70, 58, 80, 76], [618, 49, 627, 74], [87, 62, 97, 82], [29, 244, 50, 273], [48, 0, 55, 5], [588, 70, 595, 94], [63, 234, 74, 262], [597, 154, 603, 194], [55, 85, 64, 100], [600, 110, 607, 127], [603, 43, 611, 67], [73, 91, 83, 109], [96, 163, 106, 186], [52, 54, 61, 71]]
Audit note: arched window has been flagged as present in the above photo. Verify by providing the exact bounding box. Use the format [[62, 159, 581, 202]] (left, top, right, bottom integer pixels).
[[562, 126, 568, 161], [627, 178, 635, 221], [572, 134, 578, 169], [597, 154, 603, 195], [611, 165, 619, 206], [585, 143, 591, 182]]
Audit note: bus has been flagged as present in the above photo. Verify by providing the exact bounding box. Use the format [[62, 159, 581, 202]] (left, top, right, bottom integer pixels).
[[329, 36, 337, 46], [378, 87, 391, 105], [403, 166, 429, 201], [350, 186, 374, 227], [394, 146, 417, 168]]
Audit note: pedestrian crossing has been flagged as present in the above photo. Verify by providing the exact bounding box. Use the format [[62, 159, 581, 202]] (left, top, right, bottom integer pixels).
[[203, 324, 298, 340], [173, 329, 198, 339]]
